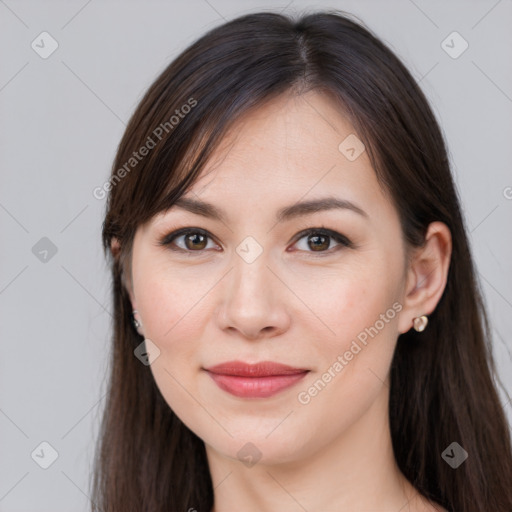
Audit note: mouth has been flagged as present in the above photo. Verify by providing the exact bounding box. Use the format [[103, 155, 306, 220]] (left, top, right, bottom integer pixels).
[[203, 360, 310, 398]]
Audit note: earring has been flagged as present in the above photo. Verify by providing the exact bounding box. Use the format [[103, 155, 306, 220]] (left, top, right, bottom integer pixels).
[[132, 310, 141, 329], [413, 315, 428, 332]]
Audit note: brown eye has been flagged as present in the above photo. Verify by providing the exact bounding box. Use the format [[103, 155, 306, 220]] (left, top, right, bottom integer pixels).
[[159, 228, 218, 253], [184, 232, 208, 250], [292, 228, 353, 254], [159, 227, 352, 256], [307, 234, 330, 251]]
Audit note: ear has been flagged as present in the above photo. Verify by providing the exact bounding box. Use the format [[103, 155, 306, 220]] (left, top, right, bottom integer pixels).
[[398, 221, 452, 334], [110, 237, 136, 309], [110, 236, 121, 259]]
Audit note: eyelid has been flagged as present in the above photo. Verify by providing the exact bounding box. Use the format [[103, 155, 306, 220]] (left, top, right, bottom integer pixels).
[[158, 226, 354, 254], [289, 227, 353, 250], [157, 227, 221, 251]]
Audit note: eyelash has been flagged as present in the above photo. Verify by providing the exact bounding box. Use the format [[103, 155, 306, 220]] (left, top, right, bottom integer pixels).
[[157, 226, 354, 257]]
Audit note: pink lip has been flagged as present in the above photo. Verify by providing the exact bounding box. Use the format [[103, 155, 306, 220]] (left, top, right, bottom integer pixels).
[[204, 360, 309, 398]]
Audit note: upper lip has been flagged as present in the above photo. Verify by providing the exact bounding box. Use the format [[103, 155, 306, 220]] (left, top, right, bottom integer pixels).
[[204, 360, 309, 377]]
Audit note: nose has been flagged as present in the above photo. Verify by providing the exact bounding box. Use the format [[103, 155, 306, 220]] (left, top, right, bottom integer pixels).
[[215, 254, 291, 341]]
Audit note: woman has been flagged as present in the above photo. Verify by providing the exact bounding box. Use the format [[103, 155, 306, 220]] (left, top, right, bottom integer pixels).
[[92, 10, 512, 512]]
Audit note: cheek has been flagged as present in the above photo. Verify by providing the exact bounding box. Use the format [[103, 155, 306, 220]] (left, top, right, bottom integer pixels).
[[291, 251, 403, 412], [135, 269, 210, 433], [290, 258, 401, 350], [292, 284, 401, 457], [134, 260, 213, 342]]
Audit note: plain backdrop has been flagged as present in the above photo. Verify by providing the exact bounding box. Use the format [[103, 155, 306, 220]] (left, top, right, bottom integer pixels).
[[1, 0, 511, 510]]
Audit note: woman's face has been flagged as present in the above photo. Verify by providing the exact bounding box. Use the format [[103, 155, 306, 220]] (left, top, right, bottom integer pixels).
[[128, 90, 411, 466]]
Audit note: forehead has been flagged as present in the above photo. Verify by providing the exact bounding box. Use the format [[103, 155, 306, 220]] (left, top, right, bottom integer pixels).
[[185, 91, 383, 209], [144, 89, 400, 236]]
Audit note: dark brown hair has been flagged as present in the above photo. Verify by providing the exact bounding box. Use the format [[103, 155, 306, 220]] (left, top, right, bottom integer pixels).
[[93, 9, 512, 511]]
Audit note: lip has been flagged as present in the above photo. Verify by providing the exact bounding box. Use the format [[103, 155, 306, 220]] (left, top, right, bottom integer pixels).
[[204, 360, 309, 398]]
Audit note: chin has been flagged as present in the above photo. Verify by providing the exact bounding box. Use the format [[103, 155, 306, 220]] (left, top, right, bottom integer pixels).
[[206, 426, 313, 467]]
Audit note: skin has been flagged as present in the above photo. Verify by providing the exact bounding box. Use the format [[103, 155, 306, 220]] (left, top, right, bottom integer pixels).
[[114, 90, 451, 512]]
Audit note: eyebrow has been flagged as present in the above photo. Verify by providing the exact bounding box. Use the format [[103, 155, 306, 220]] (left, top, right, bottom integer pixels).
[[171, 195, 368, 223]]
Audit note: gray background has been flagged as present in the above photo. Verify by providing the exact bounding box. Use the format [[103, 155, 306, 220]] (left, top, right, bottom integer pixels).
[[1, 0, 511, 510]]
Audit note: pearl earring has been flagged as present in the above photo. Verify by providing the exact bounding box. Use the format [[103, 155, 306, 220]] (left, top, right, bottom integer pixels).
[[413, 315, 428, 332], [132, 310, 142, 329]]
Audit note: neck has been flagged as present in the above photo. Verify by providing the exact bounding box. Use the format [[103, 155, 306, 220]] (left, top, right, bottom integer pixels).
[[206, 386, 428, 512]]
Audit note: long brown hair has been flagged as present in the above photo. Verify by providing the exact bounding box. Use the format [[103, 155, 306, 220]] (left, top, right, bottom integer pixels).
[[93, 10, 512, 511]]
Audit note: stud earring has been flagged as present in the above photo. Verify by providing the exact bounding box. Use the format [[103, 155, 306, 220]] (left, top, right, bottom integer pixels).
[[413, 315, 428, 332], [132, 310, 141, 329]]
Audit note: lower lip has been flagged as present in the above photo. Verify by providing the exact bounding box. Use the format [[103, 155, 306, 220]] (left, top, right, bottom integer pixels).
[[206, 371, 308, 398]]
